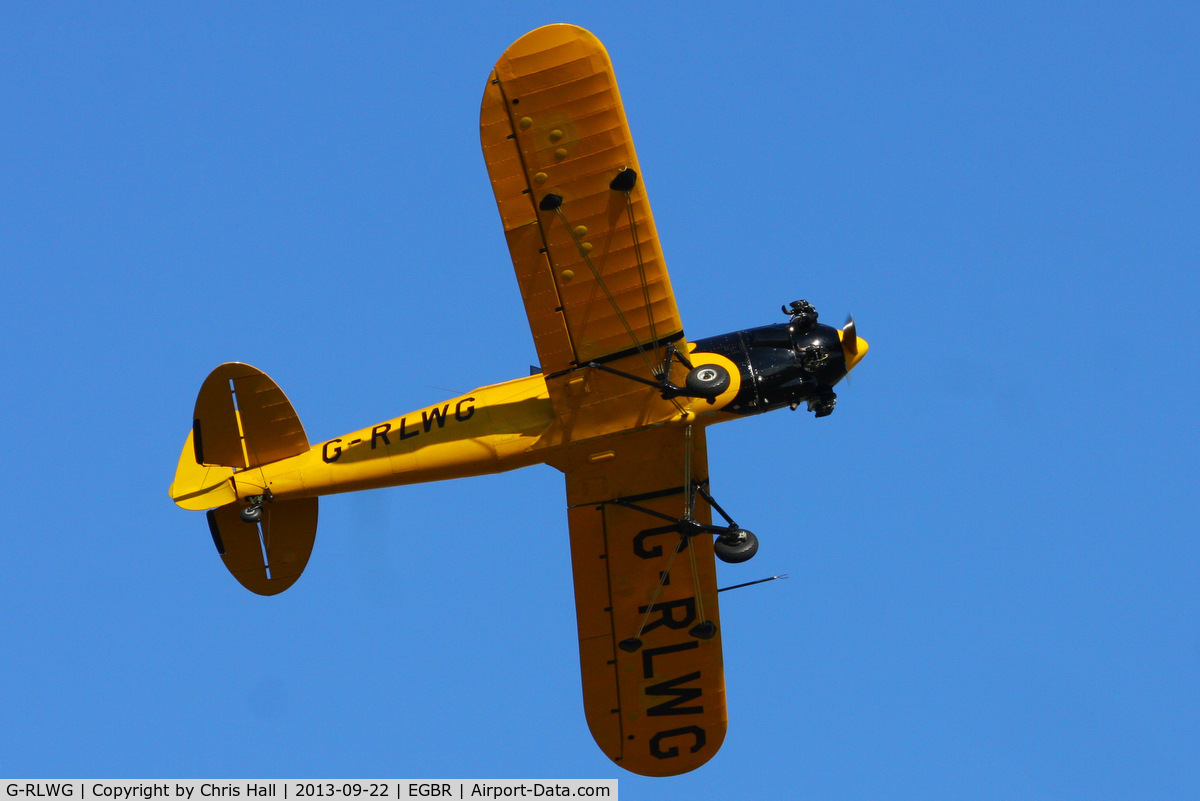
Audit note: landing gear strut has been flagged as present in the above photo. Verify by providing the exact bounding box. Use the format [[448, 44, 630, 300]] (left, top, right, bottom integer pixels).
[[612, 484, 759, 566], [612, 426, 763, 652], [582, 343, 731, 404]]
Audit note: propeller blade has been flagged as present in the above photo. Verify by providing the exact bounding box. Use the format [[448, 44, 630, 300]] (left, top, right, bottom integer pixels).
[[842, 315, 858, 354]]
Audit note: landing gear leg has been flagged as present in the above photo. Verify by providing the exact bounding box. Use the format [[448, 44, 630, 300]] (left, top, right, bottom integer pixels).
[[613, 429, 765, 651], [694, 485, 759, 564]]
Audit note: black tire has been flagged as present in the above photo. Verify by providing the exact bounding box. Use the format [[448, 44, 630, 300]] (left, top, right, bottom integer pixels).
[[240, 505, 263, 524], [714, 529, 758, 563], [685, 364, 731, 397]]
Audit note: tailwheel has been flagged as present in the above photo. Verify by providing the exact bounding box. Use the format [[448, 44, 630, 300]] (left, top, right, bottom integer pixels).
[[239, 493, 271, 524], [714, 528, 758, 563]]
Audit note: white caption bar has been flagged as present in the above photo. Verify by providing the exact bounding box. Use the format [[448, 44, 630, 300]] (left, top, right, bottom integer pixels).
[[1, 782, 617, 801]]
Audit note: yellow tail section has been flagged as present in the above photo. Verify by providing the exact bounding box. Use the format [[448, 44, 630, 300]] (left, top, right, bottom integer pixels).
[[171, 362, 318, 594], [170, 362, 311, 509]]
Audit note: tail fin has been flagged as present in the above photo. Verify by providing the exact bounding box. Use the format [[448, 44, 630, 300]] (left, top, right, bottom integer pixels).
[[170, 362, 318, 595], [169, 430, 238, 511]]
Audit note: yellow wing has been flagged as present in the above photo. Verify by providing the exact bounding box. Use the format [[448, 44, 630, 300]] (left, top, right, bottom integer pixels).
[[481, 24, 690, 441], [563, 424, 727, 776]]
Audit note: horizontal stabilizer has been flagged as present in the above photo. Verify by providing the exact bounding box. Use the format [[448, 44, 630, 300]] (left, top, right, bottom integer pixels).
[[193, 362, 309, 469], [171, 362, 309, 511], [207, 497, 318, 595]]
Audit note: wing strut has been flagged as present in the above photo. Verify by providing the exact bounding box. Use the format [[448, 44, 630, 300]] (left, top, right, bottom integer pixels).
[[610, 167, 664, 377], [618, 518, 694, 652], [681, 425, 715, 637], [540, 192, 659, 378], [540, 166, 671, 382]]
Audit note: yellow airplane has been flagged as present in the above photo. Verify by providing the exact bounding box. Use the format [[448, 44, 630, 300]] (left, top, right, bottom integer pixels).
[[170, 24, 867, 777]]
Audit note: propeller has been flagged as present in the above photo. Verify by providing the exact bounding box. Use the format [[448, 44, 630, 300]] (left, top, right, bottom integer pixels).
[[842, 315, 859, 355], [839, 314, 868, 375]]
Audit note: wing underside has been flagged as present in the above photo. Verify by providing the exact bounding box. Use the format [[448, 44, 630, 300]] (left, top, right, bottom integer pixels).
[[484, 26, 727, 775], [563, 425, 727, 776], [481, 23, 684, 382], [482, 23, 700, 444]]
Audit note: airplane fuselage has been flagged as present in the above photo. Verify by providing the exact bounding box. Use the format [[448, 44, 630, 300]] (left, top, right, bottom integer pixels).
[[232, 372, 557, 503], [228, 319, 860, 507]]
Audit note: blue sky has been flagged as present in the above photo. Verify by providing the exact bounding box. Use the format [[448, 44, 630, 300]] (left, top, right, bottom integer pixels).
[[2, 2, 1197, 798]]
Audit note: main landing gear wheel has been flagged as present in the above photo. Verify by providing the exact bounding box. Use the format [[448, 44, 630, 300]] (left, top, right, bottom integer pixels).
[[685, 364, 731, 398], [714, 529, 758, 563], [239, 504, 263, 524]]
